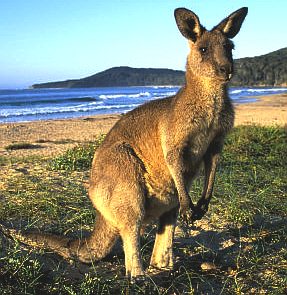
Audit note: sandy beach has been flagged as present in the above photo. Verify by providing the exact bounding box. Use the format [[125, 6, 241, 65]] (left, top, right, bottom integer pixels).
[[0, 93, 286, 158]]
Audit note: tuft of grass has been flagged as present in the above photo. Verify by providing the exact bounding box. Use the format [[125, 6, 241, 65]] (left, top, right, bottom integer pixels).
[[5, 142, 43, 151], [49, 134, 105, 171], [0, 156, 8, 166], [0, 126, 286, 294]]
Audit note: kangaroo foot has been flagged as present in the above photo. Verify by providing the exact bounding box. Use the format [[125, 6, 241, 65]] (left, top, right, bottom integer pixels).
[[190, 203, 208, 222], [126, 267, 145, 280], [149, 252, 174, 273]]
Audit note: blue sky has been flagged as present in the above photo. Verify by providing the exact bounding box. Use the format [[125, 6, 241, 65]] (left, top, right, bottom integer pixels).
[[0, 0, 286, 89]]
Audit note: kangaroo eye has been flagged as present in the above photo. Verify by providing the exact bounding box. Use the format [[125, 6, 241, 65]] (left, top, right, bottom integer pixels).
[[199, 47, 208, 54]]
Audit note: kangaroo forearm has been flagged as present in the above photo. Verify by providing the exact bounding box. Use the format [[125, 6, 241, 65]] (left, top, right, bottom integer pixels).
[[191, 152, 220, 221], [201, 153, 220, 202], [175, 177, 195, 211], [168, 165, 193, 210], [165, 149, 195, 212]]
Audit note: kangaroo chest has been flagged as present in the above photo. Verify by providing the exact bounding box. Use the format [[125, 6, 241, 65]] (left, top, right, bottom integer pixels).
[[182, 104, 228, 180], [183, 127, 216, 172]]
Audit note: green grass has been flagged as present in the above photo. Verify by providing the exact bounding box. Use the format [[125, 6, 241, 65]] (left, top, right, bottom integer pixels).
[[211, 126, 286, 224], [0, 126, 286, 294], [49, 134, 105, 171]]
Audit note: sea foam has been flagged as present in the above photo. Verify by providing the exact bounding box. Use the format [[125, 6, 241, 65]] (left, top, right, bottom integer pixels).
[[0, 86, 286, 123]]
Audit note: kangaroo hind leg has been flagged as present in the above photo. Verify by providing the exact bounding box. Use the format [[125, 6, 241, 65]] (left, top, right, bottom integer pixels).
[[149, 207, 178, 272], [110, 143, 147, 278]]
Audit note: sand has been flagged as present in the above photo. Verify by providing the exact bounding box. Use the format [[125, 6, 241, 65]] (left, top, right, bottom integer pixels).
[[0, 93, 286, 158], [234, 93, 287, 126]]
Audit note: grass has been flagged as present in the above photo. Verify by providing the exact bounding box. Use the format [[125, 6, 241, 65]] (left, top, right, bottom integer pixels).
[[49, 134, 105, 171], [0, 126, 286, 294]]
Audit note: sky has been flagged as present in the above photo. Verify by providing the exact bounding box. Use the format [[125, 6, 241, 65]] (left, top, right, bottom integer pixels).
[[0, 0, 286, 89]]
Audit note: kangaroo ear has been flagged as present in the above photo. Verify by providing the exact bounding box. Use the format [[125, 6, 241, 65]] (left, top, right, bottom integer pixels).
[[214, 7, 248, 39], [174, 8, 204, 42]]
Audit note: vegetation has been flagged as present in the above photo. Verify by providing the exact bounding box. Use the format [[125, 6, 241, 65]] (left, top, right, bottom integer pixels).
[[31, 67, 185, 88], [49, 135, 105, 171], [0, 126, 286, 294], [32, 48, 287, 89], [232, 47, 287, 86]]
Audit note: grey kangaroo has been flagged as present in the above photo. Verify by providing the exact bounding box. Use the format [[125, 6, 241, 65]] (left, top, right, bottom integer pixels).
[[2, 7, 248, 278]]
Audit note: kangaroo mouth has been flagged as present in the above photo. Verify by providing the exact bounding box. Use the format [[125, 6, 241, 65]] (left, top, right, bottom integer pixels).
[[227, 73, 233, 81], [219, 73, 233, 82]]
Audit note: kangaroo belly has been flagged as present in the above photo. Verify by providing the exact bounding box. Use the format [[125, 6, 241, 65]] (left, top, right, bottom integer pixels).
[[143, 170, 178, 223], [144, 190, 178, 224]]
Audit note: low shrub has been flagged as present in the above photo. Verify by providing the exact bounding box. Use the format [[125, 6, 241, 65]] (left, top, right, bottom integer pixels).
[[49, 134, 105, 171]]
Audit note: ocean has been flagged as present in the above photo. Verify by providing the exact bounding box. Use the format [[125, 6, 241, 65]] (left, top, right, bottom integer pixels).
[[0, 86, 286, 123]]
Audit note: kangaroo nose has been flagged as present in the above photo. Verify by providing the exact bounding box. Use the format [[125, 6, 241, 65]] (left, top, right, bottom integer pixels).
[[219, 65, 230, 74], [219, 65, 232, 80]]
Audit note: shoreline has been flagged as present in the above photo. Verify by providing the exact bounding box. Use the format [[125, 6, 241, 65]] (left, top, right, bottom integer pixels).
[[234, 92, 287, 126], [0, 93, 286, 158]]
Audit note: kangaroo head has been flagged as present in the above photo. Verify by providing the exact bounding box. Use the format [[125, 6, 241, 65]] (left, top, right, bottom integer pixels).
[[174, 7, 248, 82]]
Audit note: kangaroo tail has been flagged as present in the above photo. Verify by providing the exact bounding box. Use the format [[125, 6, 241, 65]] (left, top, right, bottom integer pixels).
[[0, 223, 72, 258], [0, 213, 118, 263]]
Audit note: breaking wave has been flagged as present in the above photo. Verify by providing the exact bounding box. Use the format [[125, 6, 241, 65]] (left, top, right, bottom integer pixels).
[[0, 85, 286, 123]]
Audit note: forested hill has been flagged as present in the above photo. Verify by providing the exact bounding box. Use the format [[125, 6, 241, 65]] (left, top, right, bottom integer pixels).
[[32, 68, 185, 89], [32, 48, 287, 88], [232, 47, 287, 86]]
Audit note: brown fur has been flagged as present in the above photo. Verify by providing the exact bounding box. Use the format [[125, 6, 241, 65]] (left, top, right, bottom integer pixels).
[[3, 7, 248, 278]]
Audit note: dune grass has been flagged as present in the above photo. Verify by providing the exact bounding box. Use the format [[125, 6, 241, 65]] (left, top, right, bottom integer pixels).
[[49, 134, 105, 171], [0, 126, 286, 294]]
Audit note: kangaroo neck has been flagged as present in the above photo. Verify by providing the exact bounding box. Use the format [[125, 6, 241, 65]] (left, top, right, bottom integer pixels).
[[181, 68, 228, 105]]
